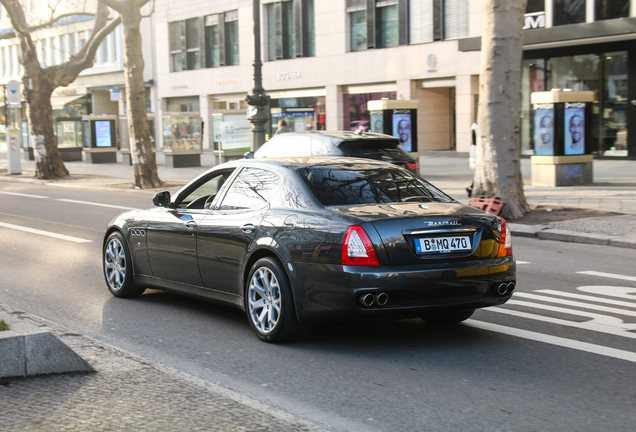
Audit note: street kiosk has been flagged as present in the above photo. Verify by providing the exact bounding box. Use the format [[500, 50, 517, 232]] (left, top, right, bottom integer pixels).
[[530, 90, 594, 186], [162, 113, 202, 168], [367, 99, 419, 154], [82, 115, 118, 164]]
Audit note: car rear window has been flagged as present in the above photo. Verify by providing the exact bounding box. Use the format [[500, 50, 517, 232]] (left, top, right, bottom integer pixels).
[[298, 166, 454, 206], [338, 140, 412, 163]]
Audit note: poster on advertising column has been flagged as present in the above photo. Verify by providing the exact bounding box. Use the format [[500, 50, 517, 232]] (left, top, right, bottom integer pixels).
[[564, 103, 585, 155], [533, 104, 554, 155], [95, 121, 112, 147], [220, 120, 252, 151]]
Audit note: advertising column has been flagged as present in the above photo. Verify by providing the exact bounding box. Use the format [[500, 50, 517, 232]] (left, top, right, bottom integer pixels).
[[530, 90, 594, 186]]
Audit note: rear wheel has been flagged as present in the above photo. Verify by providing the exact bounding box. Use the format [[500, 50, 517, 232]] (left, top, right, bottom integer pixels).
[[103, 232, 145, 298], [245, 258, 308, 343], [421, 309, 475, 325]]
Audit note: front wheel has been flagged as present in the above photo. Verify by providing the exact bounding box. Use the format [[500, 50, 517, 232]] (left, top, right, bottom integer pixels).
[[245, 258, 309, 343], [103, 231, 145, 298], [421, 309, 475, 325]]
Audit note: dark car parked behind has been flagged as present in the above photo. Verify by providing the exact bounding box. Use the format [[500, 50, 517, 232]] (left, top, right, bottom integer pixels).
[[249, 130, 420, 174], [103, 157, 515, 343]]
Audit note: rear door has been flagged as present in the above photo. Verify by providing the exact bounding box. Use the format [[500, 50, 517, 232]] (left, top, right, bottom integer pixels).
[[197, 167, 282, 296]]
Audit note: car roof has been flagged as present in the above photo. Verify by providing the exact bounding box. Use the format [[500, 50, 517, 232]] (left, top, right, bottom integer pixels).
[[269, 130, 399, 144], [225, 156, 399, 171]]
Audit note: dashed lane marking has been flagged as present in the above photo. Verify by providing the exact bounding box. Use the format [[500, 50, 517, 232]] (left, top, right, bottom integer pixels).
[[0, 191, 48, 199], [516, 261, 530, 264], [514, 292, 636, 317], [465, 319, 636, 364], [56, 199, 139, 211], [536, 289, 636, 309], [0, 222, 92, 243]]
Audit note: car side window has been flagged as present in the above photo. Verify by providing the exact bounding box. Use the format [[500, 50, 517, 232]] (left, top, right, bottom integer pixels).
[[254, 136, 292, 158], [177, 169, 235, 209], [219, 168, 282, 211]]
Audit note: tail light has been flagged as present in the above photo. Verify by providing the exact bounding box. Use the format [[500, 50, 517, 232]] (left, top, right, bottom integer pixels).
[[342, 225, 379, 266], [407, 161, 419, 171], [497, 218, 513, 257]]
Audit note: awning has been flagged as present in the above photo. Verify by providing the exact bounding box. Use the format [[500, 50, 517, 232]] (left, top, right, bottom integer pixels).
[[51, 94, 86, 110]]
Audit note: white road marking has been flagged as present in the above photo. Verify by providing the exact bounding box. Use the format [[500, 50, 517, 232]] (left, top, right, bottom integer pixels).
[[0, 191, 48, 199], [514, 292, 636, 317], [56, 199, 139, 211], [487, 307, 636, 338], [0, 222, 92, 243], [578, 271, 636, 283], [536, 288, 636, 309], [466, 319, 636, 364], [577, 285, 636, 301], [516, 261, 530, 264]]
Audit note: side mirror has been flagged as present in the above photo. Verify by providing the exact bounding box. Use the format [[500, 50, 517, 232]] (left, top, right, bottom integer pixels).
[[244, 151, 254, 159], [153, 191, 171, 207]]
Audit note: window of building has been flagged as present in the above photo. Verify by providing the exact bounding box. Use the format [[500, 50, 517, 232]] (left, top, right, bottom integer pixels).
[[100, 36, 108, 63], [410, 0, 434, 44], [224, 10, 239, 65], [169, 21, 184, 72], [205, 15, 221, 68], [595, 0, 629, 20], [78, 31, 86, 50], [185, 18, 202, 70], [444, 0, 468, 40], [1, 47, 5, 77], [68, 33, 76, 57], [553, 0, 586, 26], [347, 0, 367, 51], [376, 1, 399, 48], [265, 0, 315, 61]]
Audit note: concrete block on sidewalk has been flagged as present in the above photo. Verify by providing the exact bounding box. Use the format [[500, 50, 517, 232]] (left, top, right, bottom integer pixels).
[[0, 322, 93, 378], [537, 229, 610, 245], [0, 330, 26, 378]]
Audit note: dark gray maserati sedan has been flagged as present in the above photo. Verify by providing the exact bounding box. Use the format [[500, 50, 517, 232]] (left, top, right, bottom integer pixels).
[[103, 157, 515, 343]]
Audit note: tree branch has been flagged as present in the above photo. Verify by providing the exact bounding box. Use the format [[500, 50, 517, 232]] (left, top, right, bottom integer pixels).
[[97, 0, 124, 13]]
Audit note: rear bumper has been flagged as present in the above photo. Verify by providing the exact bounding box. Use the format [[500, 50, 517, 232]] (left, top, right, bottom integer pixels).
[[289, 257, 516, 322]]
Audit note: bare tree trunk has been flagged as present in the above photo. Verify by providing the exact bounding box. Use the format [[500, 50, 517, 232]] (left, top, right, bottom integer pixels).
[[105, 0, 161, 189], [473, 0, 529, 220], [24, 74, 69, 178]]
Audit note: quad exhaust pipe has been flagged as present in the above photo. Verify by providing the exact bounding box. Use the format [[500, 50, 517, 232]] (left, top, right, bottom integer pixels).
[[358, 292, 389, 307], [496, 282, 516, 296]]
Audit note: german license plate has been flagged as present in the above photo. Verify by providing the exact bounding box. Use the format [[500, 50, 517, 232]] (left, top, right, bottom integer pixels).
[[415, 236, 471, 254]]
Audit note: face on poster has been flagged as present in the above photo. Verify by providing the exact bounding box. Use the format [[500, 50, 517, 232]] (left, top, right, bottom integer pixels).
[[392, 112, 412, 152], [370, 112, 383, 133], [534, 109, 553, 155], [95, 121, 112, 147], [565, 107, 585, 155]]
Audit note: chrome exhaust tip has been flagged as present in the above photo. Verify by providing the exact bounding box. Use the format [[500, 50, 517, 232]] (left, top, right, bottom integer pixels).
[[359, 293, 375, 307], [375, 292, 389, 306], [506, 282, 516, 294], [497, 283, 508, 296]]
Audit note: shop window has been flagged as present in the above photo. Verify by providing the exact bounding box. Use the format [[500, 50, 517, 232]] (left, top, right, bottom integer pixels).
[[343, 92, 396, 132], [595, 0, 629, 21], [601, 52, 628, 156], [265, 0, 315, 61], [553, 0, 585, 26]]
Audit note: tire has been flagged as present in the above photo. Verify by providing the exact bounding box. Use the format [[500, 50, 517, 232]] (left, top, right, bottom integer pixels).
[[422, 309, 475, 325], [245, 257, 309, 343], [103, 231, 145, 298]]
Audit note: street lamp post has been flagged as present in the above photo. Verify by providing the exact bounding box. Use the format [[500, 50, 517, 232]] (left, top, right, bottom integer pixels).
[[245, 0, 270, 151]]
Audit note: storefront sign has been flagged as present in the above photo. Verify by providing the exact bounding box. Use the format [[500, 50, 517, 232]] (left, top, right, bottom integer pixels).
[[220, 120, 252, 151], [523, 12, 545, 30], [276, 71, 302, 80], [216, 79, 238, 86]]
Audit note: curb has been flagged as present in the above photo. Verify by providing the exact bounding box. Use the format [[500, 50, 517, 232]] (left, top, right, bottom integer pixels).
[[0, 320, 94, 379], [509, 223, 636, 249]]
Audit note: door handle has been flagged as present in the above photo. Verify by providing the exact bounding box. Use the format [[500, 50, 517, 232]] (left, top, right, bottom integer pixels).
[[240, 223, 256, 233], [185, 221, 198, 230]]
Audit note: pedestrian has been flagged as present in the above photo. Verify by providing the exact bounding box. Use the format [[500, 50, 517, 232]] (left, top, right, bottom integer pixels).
[[466, 121, 477, 198], [275, 119, 292, 135]]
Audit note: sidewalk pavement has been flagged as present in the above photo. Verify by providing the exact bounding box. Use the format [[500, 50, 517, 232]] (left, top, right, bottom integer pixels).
[[2, 151, 636, 249], [0, 306, 327, 432]]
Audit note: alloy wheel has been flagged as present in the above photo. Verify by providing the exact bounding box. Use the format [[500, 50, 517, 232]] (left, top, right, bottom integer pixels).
[[104, 237, 126, 292], [248, 267, 282, 334]]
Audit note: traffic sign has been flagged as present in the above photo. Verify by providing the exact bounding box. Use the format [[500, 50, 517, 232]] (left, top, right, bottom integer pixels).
[[6, 80, 22, 104]]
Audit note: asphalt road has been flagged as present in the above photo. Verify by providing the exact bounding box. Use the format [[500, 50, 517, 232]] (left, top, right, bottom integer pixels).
[[1, 181, 636, 431]]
